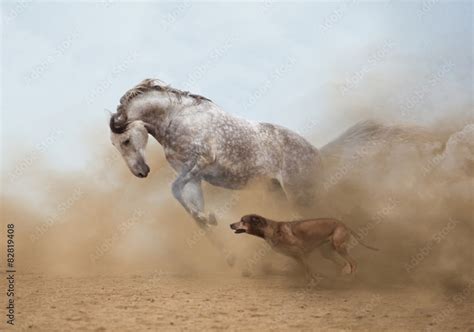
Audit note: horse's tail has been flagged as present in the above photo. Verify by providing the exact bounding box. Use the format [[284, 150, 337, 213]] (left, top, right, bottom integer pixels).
[[347, 227, 379, 251]]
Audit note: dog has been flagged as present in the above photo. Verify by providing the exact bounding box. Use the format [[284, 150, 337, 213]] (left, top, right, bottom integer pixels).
[[230, 214, 378, 278]]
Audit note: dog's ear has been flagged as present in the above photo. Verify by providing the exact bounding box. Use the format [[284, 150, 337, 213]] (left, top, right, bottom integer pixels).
[[251, 215, 267, 226]]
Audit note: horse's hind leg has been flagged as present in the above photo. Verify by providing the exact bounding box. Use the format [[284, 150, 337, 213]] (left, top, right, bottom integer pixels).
[[267, 178, 288, 199], [264, 178, 290, 211], [280, 178, 317, 217], [279, 143, 322, 217]]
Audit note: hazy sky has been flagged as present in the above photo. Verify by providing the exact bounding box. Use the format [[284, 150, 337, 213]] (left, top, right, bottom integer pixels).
[[1, 1, 472, 176]]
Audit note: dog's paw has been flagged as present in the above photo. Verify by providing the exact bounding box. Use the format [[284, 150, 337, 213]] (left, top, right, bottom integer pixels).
[[341, 264, 352, 275]]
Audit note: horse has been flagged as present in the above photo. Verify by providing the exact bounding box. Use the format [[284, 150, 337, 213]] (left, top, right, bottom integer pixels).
[[109, 79, 322, 229]]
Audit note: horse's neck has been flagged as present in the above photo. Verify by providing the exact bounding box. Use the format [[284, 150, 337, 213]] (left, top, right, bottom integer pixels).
[[126, 92, 187, 144]]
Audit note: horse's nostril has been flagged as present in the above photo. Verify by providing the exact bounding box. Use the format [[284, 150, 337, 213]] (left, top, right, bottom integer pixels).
[[136, 169, 147, 177]]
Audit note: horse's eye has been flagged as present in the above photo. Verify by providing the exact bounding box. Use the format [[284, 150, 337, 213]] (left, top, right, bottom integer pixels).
[[122, 139, 130, 146]]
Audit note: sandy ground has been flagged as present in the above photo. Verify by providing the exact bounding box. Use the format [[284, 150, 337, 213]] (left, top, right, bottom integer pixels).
[[5, 272, 473, 332]]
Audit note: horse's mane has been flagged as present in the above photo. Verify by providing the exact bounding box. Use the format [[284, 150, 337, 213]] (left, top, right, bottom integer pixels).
[[110, 79, 212, 134], [118, 78, 211, 109]]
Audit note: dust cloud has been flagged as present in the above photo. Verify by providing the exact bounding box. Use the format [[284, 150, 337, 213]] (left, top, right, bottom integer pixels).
[[314, 117, 473, 292], [1, 69, 472, 297], [2, 114, 472, 294], [307, 62, 473, 293]]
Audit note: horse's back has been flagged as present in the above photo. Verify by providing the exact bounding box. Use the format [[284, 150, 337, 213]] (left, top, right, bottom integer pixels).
[[258, 122, 322, 203], [258, 122, 321, 169]]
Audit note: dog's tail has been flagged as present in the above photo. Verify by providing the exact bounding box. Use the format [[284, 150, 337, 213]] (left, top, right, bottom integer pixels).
[[348, 227, 379, 251]]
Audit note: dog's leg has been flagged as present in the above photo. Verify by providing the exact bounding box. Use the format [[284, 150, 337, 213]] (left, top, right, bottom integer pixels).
[[298, 256, 312, 277], [334, 246, 357, 274], [332, 226, 357, 274], [320, 243, 345, 270], [295, 256, 324, 284]]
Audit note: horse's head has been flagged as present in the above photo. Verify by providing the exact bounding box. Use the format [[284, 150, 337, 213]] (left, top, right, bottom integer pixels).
[[109, 113, 150, 178]]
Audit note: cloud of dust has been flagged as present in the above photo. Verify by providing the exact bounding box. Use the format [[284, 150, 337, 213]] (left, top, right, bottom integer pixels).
[[2, 112, 471, 294], [303, 58, 473, 293], [1, 51, 472, 297], [313, 118, 473, 291], [0, 139, 296, 278]]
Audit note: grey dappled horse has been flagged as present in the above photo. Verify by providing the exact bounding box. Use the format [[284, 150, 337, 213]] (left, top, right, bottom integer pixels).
[[109, 79, 322, 228]]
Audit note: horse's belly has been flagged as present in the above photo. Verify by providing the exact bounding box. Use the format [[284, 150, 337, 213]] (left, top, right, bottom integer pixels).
[[202, 165, 253, 189]]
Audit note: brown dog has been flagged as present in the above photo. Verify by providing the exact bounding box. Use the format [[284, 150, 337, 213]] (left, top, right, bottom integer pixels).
[[230, 214, 378, 277]]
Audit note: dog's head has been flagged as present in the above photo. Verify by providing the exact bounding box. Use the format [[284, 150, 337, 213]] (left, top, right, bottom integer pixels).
[[230, 214, 268, 238]]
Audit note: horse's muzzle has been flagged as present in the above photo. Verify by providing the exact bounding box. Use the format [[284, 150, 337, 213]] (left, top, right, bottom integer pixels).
[[136, 164, 150, 178]]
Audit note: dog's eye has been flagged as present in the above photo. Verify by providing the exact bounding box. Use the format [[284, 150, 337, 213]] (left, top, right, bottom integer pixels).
[[122, 139, 130, 146]]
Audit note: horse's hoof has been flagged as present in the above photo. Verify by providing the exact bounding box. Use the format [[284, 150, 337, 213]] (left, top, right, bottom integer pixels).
[[208, 213, 217, 225], [195, 217, 210, 228]]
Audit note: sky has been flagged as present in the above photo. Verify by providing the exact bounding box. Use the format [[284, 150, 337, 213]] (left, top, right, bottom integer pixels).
[[1, 1, 472, 178]]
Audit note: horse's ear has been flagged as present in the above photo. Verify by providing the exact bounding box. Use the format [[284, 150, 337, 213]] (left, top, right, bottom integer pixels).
[[104, 108, 113, 121]]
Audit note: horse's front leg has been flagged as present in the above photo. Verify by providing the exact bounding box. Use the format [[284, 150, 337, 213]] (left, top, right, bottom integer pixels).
[[182, 179, 217, 226], [171, 161, 235, 266], [171, 163, 216, 226]]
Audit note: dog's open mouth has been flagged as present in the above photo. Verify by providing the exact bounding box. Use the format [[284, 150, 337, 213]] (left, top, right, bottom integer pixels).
[[230, 223, 247, 234]]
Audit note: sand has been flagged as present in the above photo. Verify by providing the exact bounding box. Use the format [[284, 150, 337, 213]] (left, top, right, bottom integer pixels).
[[7, 272, 473, 332]]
